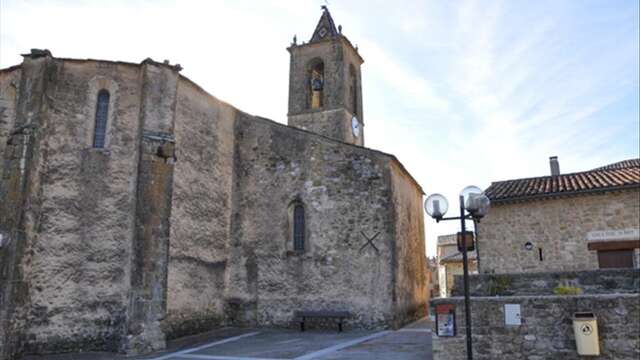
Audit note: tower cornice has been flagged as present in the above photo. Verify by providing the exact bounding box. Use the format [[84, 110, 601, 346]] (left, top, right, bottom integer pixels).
[[287, 35, 364, 64]]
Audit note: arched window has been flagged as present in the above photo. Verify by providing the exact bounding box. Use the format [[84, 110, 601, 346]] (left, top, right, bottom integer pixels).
[[293, 204, 305, 251], [308, 59, 324, 109], [349, 64, 358, 116], [93, 89, 110, 148]]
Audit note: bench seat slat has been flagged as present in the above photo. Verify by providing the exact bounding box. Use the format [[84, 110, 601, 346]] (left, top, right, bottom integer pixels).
[[294, 311, 352, 332]]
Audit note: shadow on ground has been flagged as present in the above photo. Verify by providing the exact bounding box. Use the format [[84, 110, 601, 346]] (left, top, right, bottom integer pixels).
[[22, 318, 432, 360]]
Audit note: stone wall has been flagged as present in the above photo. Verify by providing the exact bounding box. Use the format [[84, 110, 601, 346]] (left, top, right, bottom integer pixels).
[[124, 61, 180, 354], [431, 294, 640, 359], [287, 38, 362, 117], [0, 56, 52, 360], [389, 161, 428, 326], [0, 54, 427, 358], [287, 37, 364, 146], [453, 269, 640, 297], [478, 190, 640, 273], [288, 108, 359, 146], [228, 115, 398, 328], [163, 78, 237, 339], [0, 56, 144, 358], [0, 66, 20, 183]]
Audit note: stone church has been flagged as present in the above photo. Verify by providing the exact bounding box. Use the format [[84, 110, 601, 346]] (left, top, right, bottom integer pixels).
[[0, 8, 427, 358]]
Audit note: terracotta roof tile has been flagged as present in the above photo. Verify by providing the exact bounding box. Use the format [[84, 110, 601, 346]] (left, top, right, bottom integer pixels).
[[593, 158, 640, 170], [485, 159, 640, 203]]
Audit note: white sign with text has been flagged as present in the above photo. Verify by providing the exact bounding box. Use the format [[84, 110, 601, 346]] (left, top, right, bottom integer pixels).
[[587, 229, 640, 242]]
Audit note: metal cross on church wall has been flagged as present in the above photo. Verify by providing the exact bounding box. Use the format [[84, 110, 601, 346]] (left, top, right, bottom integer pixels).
[[359, 231, 380, 254]]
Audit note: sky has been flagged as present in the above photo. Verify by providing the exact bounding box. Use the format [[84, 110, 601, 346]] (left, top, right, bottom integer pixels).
[[1, 0, 638, 256]]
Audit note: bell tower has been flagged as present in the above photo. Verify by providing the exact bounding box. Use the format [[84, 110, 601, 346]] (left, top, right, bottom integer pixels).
[[287, 6, 364, 146]]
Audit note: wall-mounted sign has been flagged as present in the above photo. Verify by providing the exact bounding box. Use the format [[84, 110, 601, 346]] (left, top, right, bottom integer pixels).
[[435, 304, 456, 337], [587, 229, 640, 242], [504, 304, 521, 326]]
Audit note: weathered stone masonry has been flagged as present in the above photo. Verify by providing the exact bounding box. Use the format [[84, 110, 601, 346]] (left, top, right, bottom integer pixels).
[[431, 293, 640, 360], [0, 46, 427, 358], [0, 54, 182, 358], [1, 55, 51, 360], [226, 114, 423, 329], [432, 269, 640, 359], [478, 190, 640, 274], [125, 61, 180, 354]]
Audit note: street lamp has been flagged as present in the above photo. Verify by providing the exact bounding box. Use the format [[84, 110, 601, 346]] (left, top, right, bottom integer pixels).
[[424, 186, 491, 360]]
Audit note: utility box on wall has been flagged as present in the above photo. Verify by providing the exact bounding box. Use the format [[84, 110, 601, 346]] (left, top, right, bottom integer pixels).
[[504, 304, 521, 326], [573, 312, 600, 356]]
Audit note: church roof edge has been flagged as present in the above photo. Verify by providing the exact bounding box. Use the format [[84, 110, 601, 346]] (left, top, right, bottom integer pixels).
[[0, 63, 22, 74], [1, 54, 420, 194], [287, 35, 364, 64], [252, 115, 424, 195], [5, 53, 183, 72]]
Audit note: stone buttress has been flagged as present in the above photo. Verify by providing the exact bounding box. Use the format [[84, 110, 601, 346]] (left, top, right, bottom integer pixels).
[[0, 52, 55, 360], [124, 60, 180, 354]]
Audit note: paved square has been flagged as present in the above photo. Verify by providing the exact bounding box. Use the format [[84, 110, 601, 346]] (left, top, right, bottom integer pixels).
[[144, 320, 431, 360], [22, 319, 432, 360]]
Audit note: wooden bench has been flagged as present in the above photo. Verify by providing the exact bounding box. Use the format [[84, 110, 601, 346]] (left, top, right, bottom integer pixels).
[[294, 310, 352, 332]]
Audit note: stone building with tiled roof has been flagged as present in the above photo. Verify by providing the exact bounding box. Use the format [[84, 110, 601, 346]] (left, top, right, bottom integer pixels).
[[477, 157, 640, 274]]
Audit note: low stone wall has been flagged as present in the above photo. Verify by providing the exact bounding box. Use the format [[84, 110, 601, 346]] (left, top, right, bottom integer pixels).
[[431, 294, 640, 359], [452, 268, 640, 296]]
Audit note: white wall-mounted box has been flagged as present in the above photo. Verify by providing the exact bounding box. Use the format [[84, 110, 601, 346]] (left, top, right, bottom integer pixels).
[[505, 304, 521, 325]]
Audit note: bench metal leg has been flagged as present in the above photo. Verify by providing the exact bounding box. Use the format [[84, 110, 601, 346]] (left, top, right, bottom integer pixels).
[[338, 318, 343, 332], [300, 317, 305, 332]]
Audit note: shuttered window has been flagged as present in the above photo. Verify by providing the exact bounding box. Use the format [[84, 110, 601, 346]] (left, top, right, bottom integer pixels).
[[293, 205, 305, 251], [597, 250, 634, 268], [93, 90, 110, 148]]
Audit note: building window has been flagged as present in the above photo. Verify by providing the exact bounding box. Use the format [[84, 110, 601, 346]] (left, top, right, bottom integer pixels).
[[293, 204, 305, 251], [597, 249, 634, 269], [308, 59, 324, 109], [588, 241, 639, 269], [93, 89, 110, 148]]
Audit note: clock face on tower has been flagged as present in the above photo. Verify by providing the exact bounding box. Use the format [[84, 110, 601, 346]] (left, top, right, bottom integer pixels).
[[351, 116, 360, 138]]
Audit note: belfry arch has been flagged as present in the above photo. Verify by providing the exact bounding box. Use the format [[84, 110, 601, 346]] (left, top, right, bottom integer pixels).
[[308, 58, 324, 109]]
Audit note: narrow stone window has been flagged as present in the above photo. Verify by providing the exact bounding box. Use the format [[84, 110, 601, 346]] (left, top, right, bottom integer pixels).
[[293, 204, 305, 251], [93, 89, 110, 148], [308, 59, 324, 109]]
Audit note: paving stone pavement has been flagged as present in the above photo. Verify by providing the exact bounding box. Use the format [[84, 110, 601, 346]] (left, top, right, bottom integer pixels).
[[22, 318, 432, 360]]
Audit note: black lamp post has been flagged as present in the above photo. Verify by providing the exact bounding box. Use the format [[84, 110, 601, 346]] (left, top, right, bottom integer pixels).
[[425, 186, 490, 360]]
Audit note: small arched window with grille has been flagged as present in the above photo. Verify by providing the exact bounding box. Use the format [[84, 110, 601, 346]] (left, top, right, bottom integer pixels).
[[293, 204, 305, 251], [93, 89, 110, 148]]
